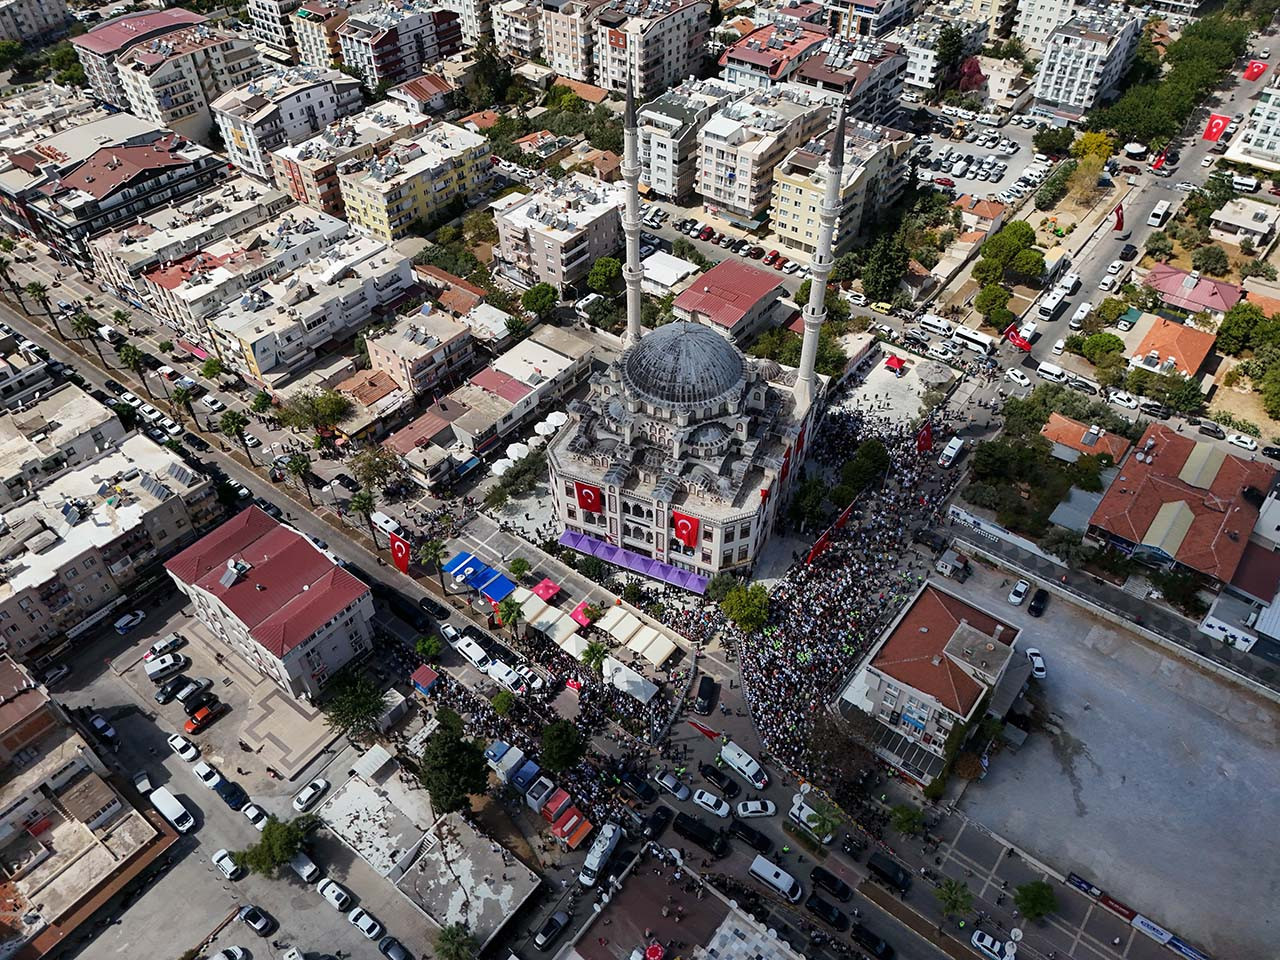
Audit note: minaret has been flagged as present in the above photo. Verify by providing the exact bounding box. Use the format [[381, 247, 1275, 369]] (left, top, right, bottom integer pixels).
[[621, 78, 644, 346], [794, 104, 846, 409]]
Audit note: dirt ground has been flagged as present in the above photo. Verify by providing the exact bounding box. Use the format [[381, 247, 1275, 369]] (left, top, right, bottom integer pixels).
[[1209, 369, 1280, 441]]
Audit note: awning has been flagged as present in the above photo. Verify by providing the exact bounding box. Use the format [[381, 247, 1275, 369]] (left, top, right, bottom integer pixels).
[[510, 586, 549, 624], [570, 601, 593, 626], [603, 655, 658, 704], [559, 632, 591, 661], [478, 573, 516, 603], [546, 613, 580, 644], [606, 610, 642, 644], [533, 578, 561, 601], [885, 355, 906, 371], [176, 338, 209, 360], [558, 530, 708, 594], [529, 605, 564, 636], [443, 552, 478, 575], [625, 625, 678, 669]]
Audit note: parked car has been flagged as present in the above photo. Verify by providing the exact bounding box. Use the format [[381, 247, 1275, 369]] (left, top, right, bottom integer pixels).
[[144, 633, 185, 661], [736, 799, 776, 818], [155, 674, 191, 705], [534, 911, 570, 950], [293, 778, 330, 812], [643, 804, 674, 839], [213, 848, 243, 880], [185, 701, 230, 733], [113, 610, 146, 634], [318, 878, 352, 910], [1007, 579, 1030, 605], [805, 893, 847, 929], [697, 762, 741, 798], [1026, 647, 1047, 679], [182, 691, 219, 718], [88, 714, 119, 745], [1005, 368, 1030, 388], [348, 908, 383, 940], [727, 818, 772, 852], [193, 760, 222, 789], [1028, 588, 1049, 617], [1227, 433, 1259, 451], [810, 865, 853, 902], [242, 803, 268, 830], [620, 771, 658, 804], [693, 789, 731, 819], [168, 734, 199, 761], [237, 905, 273, 936]]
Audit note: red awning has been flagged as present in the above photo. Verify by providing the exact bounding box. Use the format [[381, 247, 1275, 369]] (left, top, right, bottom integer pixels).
[[532, 578, 561, 601], [885, 355, 906, 371], [176, 339, 209, 360]]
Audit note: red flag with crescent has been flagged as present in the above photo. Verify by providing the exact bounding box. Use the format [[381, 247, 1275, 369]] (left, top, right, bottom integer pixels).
[[1202, 114, 1231, 142], [389, 532, 411, 574], [671, 510, 700, 548], [574, 481, 603, 513], [1150, 147, 1168, 170], [1112, 202, 1124, 232], [916, 421, 934, 453], [1004, 322, 1032, 352], [806, 530, 832, 564], [687, 719, 720, 740], [1245, 60, 1268, 81]]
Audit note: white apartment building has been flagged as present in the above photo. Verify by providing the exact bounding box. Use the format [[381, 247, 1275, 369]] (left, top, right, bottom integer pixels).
[[493, 173, 623, 291], [292, 1, 349, 68], [70, 8, 207, 109], [493, 0, 542, 60], [594, 0, 709, 98], [1228, 74, 1280, 173], [891, 11, 988, 92], [248, 0, 304, 62], [824, 0, 921, 38], [337, 2, 464, 91], [1032, 10, 1141, 125], [964, 0, 1016, 37], [213, 67, 365, 181], [772, 118, 913, 258], [115, 23, 263, 143], [1014, 0, 1078, 53], [206, 236, 414, 384], [696, 90, 830, 226], [540, 0, 605, 83], [0, 336, 51, 413], [0, 0, 68, 43], [638, 78, 742, 202], [165, 506, 375, 699], [441, 0, 492, 45]]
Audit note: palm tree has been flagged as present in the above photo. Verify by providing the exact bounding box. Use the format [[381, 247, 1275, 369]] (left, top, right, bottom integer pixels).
[[349, 489, 379, 545], [933, 877, 973, 931], [219, 409, 252, 462], [417, 538, 448, 592], [117, 343, 151, 398], [582, 639, 608, 674], [434, 923, 478, 960], [0, 257, 18, 309], [286, 453, 314, 505], [172, 386, 195, 427], [804, 798, 842, 844], [70, 312, 106, 364], [498, 597, 523, 641]]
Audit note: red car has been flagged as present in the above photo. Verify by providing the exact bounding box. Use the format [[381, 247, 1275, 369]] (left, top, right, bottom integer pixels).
[[935, 177, 955, 187], [185, 701, 230, 734], [763, 250, 779, 265], [698, 227, 714, 241], [773, 256, 788, 270]]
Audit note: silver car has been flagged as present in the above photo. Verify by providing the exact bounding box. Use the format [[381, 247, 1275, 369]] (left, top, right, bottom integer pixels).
[[652, 769, 690, 801]]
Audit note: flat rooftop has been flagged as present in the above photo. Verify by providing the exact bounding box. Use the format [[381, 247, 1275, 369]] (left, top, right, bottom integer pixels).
[[495, 173, 621, 239]]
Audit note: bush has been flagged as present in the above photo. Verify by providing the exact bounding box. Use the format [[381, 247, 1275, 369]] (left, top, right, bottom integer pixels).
[[1191, 245, 1230, 276], [1035, 160, 1077, 210]]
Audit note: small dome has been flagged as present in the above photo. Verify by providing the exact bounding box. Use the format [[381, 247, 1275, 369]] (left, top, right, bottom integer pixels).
[[619, 322, 747, 410]]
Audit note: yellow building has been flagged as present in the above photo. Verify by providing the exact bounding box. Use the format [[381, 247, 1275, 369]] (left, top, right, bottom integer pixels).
[[339, 123, 491, 243]]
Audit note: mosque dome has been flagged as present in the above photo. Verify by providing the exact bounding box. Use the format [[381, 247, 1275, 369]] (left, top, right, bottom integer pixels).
[[619, 322, 747, 410]]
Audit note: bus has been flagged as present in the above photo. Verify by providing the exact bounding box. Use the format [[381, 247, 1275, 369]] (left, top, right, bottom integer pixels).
[[952, 327, 996, 355], [1147, 200, 1172, 227], [1038, 290, 1067, 320]]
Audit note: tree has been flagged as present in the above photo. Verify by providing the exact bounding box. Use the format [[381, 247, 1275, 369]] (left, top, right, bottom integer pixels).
[[508, 556, 532, 581], [23, 280, 50, 318], [157, 339, 174, 355], [891, 804, 926, 836], [287, 453, 314, 504], [418, 538, 448, 591], [862, 236, 909, 301], [117, 343, 151, 397], [322, 671, 388, 739], [1217, 302, 1264, 355], [934, 877, 974, 928], [1014, 880, 1059, 921], [934, 25, 966, 81], [0, 39, 22, 70], [1144, 230, 1174, 260], [541, 720, 585, 772], [171, 386, 195, 426], [71, 312, 107, 364], [235, 814, 318, 875], [463, 209, 498, 244], [841, 438, 890, 493], [1080, 332, 1125, 364], [1033, 126, 1075, 156], [1008, 248, 1046, 284], [705, 572, 736, 602], [419, 708, 488, 813], [1191, 244, 1229, 276], [349, 489, 379, 544], [521, 282, 557, 320], [497, 596, 523, 639], [416, 635, 443, 661], [802, 799, 841, 843], [219, 410, 251, 460], [491, 690, 515, 716], [279, 387, 354, 437], [200, 357, 224, 380], [251, 390, 273, 414], [720, 583, 769, 632], [587, 256, 621, 294], [971, 258, 1005, 287], [434, 923, 479, 960], [349, 444, 403, 492], [1070, 131, 1115, 160], [974, 284, 1011, 318], [1067, 154, 1105, 205], [582, 639, 608, 674]]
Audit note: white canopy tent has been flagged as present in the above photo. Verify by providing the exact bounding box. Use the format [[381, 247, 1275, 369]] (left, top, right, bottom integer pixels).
[[603, 655, 657, 704]]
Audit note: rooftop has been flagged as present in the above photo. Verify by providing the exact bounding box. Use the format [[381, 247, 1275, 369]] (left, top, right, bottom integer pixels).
[[212, 67, 358, 123], [117, 23, 241, 74], [781, 116, 911, 182], [0, 88, 109, 155], [672, 259, 783, 330], [1129, 317, 1216, 377], [793, 35, 905, 93], [369, 310, 471, 362], [700, 89, 827, 147], [341, 123, 488, 193], [494, 173, 622, 238], [953, 194, 1006, 222], [0, 113, 159, 194], [46, 134, 210, 204], [1210, 196, 1280, 233], [1144, 264, 1243, 314], [0, 385, 117, 475], [720, 22, 829, 79], [71, 8, 207, 55], [1039, 412, 1132, 462]]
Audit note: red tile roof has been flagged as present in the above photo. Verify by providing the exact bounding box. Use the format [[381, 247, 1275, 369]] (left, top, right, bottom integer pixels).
[[553, 78, 609, 103], [470, 366, 532, 402], [1244, 289, 1280, 316], [952, 194, 1006, 223], [72, 9, 206, 54], [1088, 424, 1275, 582], [460, 109, 501, 130], [871, 585, 1019, 716], [1130, 317, 1216, 377], [164, 507, 370, 658], [673, 259, 783, 330], [1039, 412, 1131, 461], [58, 136, 194, 202], [1144, 263, 1242, 314], [386, 409, 452, 454], [720, 23, 828, 79], [393, 73, 453, 102]]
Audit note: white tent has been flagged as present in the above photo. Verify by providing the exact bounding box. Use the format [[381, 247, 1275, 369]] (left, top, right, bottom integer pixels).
[[627, 625, 661, 656], [605, 611, 643, 645], [559, 631, 591, 662], [546, 612, 581, 645], [603, 655, 657, 704], [529, 606, 563, 636], [506, 442, 531, 460], [546, 411, 568, 427], [509, 587, 549, 625], [534, 421, 556, 436], [490, 458, 514, 476], [641, 634, 676, 668]]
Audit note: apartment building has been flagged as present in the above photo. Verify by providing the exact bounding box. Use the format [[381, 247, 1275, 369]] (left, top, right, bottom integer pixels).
[[594, 0, 709, 98], [248, 0, 305, 63], [975, 54, 1032, 112], [637, 78, 742, 201], [206, 236, 414, 384], [696, 89, 830, 226], [824, 0, 921, 38], [90, 176, 292, 305], [891, 10, 988, 92], [1228, 73, 1280, 172], [1013, 0, 1079, 53], [0, 432, 217, 663], [71, 8, 208, 109], [336, 2, 464, 91], [339, 123, 490, 243], [0, 87, 109, 155], [720, 22, 829, 90], [115, 23, 264, 143], [540, 0, 606, 84], [213, 67, 364, 182], [292, 0, 349, 68], [387, 72, 456, 116], [1032, 10, 1141, 125], [772, 117, 913, 258], [493, 0, 543, 60], [366, 310, 476, 398], [0, 0, 68, 44], [965, 0, 1016, 38], [0, 335, 52, 412], [165, 506, 375, 699], [140, 209, 349, 343], [441, 0, 493, 45], [270, 101, 426, 215], [493, 173, 622, 291], [786, 35, 907, 119]]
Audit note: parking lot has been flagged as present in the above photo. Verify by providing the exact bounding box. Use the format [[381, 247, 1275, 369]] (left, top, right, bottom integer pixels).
[[953, 570, 1280, 960], [915, 113, 1049, 205]]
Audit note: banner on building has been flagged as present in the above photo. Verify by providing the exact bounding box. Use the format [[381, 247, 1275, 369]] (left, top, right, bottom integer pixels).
[[1201, 113, 1232, 142]]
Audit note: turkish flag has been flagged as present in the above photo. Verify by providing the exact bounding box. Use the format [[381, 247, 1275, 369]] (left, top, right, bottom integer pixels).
[[796, 424, 807, 455], [916, 421, 934, 453], [806, 530, 832, 564], [1150, 147, 1168, 170], [574, 481, 603, 513], [836, 499, 856, 528], [1202, 113, 1231, 142], [1003, 322, 1031, 352], [389, 532, 411, 574], [1112, 202, 1124, 232], [1246, 59, 1268, 81], [760, 487, 770, 503], [671, 510, 700, 548], [687, 719, 720, 740], [780, 445, 792, 481]]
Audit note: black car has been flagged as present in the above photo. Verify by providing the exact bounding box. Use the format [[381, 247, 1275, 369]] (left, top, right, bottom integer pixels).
[[810, 866, 852, 902], [1119, 243, 1139, 261], [215, 779, 249, 811], [1067, 378, 1098, 396], [694, 676, 718, 715], [183, 691, 219, 717], [727, 818, 772, 853], [620, 771, 658, 804], [697, 762, 740, 799], [184, 432, 210, 452], [1197, 421, 1226, 439], [1140, 401, 1171, 419], [851, 922, 895, 959], [331, 472, 360, 492], [1028, 588, 1049, 617], [388, 596, 431, 631], [419, 596, 451, 620], [902, 333, 930, 350], [1263, 446, 1280, 460], [804, 893, 847, 930], [643, 804, 673, 839], [253, 497, 283, 519], [104, 379, 125, 395], [155, 674, 191, 705], [912, 529, 947, 554]]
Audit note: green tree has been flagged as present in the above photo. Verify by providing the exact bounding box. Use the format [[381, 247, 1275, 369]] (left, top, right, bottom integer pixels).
[[1080, 332, 1125, 364], [1191, 244, 1229, 276], [70, 312, 107, 364], [974, 284, 1011, 318], [1070, 131, 1115, 160], [934, 877, 974, 929], [1217, 302, 1264, 355], [434, 923, 479, 960], [349, 444, 403, 492], [582, 639, 608, 674], [971, 258, 1005, 287], [200, 357, 224, 380], [1033, 127, 1075, 155], [1008, 248, 1046, 284], [287, 453, 315, 504], [541, 720, 585, 772], [235, 814, 318, 876], [463, 209, 498, 244], [508, 556, 532, 581], [1014, 880, 1059, 921], [705, 572, 736, 602], [171, 386, 195, 426], [419, 708, 488, 813], [720, 583, 769, 632], [891, 804, 926, 836], [117, 343, 151, 397], [934, 25, 966, 81], [23, 279, 50, 319], [862, 236, 909, 302], [416, 635, 443, 661], [841, 438, 891, 492], [491, 690, 516, 716], [279, 387, 354, 437], [418, 538, 448, 592], [0, 39, 22, 70], [521, 282, 557, 320], [587, 256, 622, 293], [322, 671, 388, 739], [1144, 230, 1174, 260], [219, 409, 251, 460], [497, 596, 524, 639]]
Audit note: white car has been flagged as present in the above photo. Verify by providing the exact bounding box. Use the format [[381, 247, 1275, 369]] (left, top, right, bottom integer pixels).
[[348, 907, 384, 940], [1227, 433, 1259, 451], [293, 777, 330, 812], [692, 789, 730, 819], [846, 291, 868, 307], [514, 663, 545, 692], [113, 610, 146, 634], [1005, 368, 1031, 388], [317, 878, 352, 911], [1098, 275, 1118, 292], [1175, 180, 1196, 192], [1052, 338, 1065, 355], [210, 950, 248, 960], [242, 803, 268, 830], [1026, 648, 1047, 679], [201, 395, 225, 412], [736, 799, 777, 818], [244, 433, 262, 448], [1108, 390, 1140, 410], [972, 930, 1008, 960], [167, 734, 199, 762], [140, 404, 162, 423], [1008, 579, 1031, 605], [144, 633, 184, 661], [1201, 156, 1214, 167], [193, 761, 223, 789], [161, 417, 181, 436], [213, 848, 243, 880], [121, 392, 144, 408]]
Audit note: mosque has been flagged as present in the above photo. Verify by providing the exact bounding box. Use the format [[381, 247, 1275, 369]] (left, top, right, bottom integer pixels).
[[547, 85, 846, 591]]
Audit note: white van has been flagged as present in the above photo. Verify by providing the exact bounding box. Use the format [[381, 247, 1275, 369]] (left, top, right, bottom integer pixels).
[[788, 796, 834, 844], [579, 822, 621, 888], [1057, 273, 1081, 295], [150, 786, 194, 833], [720, 741, 769, 789], [486, 659, 522, 693], [369, 511, 402, 536], [290, 851, 321, 883], [97, 325, 123, 344], [145, 653, 188, 683], [455, 635, 493, 671], [1068, 301, 1092, 330], [1037, 361, 1068, 383], [748, 854, 803, 902], [576, 293, 603, 318], [1233, 174, 1260, 192], [937, 436, 965, 468], [919, 314, 954, 338]]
